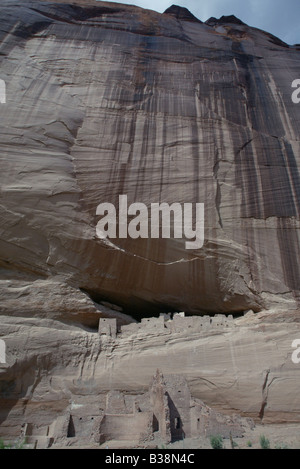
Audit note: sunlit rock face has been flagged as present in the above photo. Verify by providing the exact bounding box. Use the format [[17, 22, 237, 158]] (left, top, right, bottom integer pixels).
[[0, 0, 299, 320]]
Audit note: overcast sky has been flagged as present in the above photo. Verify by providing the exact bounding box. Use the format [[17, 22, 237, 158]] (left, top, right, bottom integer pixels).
[[97, 0, 300, 45]]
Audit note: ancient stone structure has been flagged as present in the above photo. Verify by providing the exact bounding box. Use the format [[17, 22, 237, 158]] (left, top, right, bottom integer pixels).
[[99, 312, 234, 340], [1, 309, 300, 444], [98, 318, 117, 339], [16, 370, 253, 448], [148, 370, 254, 443]]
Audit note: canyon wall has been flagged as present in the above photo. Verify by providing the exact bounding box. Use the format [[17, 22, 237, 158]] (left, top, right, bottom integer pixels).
[[0, 0, 299, 317], [0, 0, 300, 440]]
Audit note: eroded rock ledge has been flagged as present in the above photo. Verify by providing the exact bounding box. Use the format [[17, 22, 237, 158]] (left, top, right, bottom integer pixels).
[[1, 309, 300, 443]]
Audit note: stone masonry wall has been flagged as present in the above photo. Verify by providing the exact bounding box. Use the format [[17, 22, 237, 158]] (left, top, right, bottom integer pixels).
[[99, 313, 234, 339]]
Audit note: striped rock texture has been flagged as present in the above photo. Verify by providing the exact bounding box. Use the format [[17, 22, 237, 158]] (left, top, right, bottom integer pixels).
[[0, 1, 300, 442], [0, 1, 299, 318]]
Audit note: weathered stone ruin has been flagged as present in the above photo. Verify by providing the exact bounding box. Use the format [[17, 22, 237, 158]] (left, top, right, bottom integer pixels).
[[98, 312, 234, 341], [18, 370, 254, 448]]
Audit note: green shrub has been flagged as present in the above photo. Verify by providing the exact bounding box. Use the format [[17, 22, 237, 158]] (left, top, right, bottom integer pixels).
[[0, 439, 12, 449], [247, 440, 252, 447], [210, 435, 223, 449], [0, 438, 26, 449], [259, 434, 270, 449]]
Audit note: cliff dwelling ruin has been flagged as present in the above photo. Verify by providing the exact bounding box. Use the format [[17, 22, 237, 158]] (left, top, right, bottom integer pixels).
[[19, 370, 254, 449]]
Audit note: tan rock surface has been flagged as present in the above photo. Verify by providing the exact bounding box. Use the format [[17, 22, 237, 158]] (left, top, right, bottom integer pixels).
[[0, 0, 299, 315], [0, 0, 300, 443], [1, 310, 300, 440]]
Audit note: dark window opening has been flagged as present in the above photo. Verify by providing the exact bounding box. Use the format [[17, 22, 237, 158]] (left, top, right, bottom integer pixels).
[[67, 416, 75, 438], [153, 414, 159, 432]]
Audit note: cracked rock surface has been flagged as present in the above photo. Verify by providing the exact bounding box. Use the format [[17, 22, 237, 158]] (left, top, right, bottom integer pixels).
[[0, 0, 299, 316], [0, 0, 300, 439]]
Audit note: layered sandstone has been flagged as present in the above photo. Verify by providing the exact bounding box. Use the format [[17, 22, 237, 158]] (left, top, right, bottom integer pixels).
[[0, 0, 299, 317], [0, 0, 300, 444], [1, 309, 300, 444]]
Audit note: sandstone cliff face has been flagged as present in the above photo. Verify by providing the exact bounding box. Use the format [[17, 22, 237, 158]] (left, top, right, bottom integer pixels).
[[1, 310, 300, 441], [0, 0, 299, 317], [0, 0, 300, 441]]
